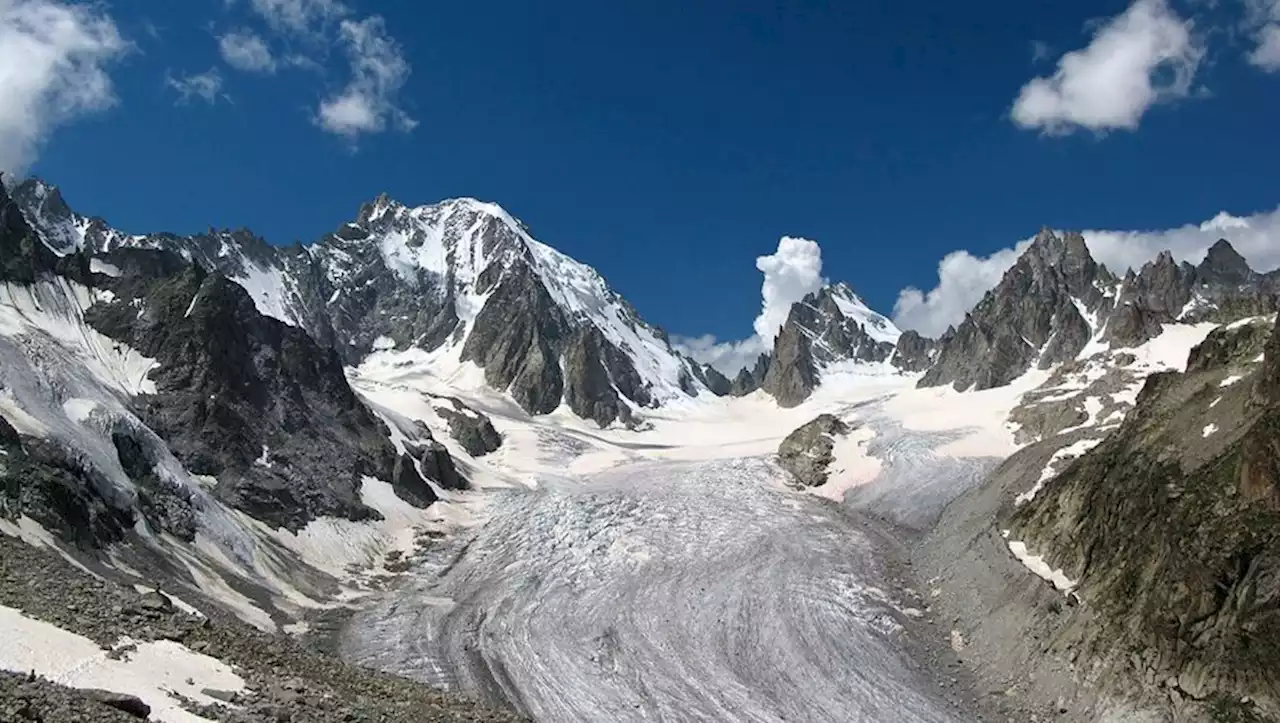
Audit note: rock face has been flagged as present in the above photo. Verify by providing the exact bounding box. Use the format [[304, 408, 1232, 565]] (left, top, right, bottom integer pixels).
[[776, 414, 851, 487], [435, 401, 503, 458], [83, 256, 435, 532], [760, 284, 900, 407], [921, 230, 1112, 391], [11, 179, 706, 428], [729, 354, 771, 397], [920, 229, 1280, 391], [890, 330, 938, 373], [1007, 315, 1280, 708], [0, 178, 457, 537]]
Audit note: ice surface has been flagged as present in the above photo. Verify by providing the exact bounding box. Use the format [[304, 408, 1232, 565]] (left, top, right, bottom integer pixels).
[[344, 458, 962, 723]]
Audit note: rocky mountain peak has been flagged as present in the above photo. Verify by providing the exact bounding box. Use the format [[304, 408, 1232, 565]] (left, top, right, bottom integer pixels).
[[757, 282, 900, 406], [1197, 238, 1253, 286]]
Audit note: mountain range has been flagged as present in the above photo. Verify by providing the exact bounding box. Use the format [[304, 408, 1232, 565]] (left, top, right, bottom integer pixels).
[[13, 176, 1277, 419], [3, 172, 1279, 721]]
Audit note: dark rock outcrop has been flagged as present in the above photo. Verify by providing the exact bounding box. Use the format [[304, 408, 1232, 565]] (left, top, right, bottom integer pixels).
[[729, 354, 771, 397], [435, 401, 503, 457], [85, 258, 435, 531], [761, 284, 897, 406], [562, 327, 635, 427], [921, 229, 1111, 391], [891, 330, 937, 372], [776, 414, 850, 487]]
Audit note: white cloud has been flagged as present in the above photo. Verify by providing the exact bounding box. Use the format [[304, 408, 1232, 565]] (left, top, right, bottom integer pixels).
[[892, 242, 1033, 338], [219, 29, 276, 73], [673, 334, 769, 377], [1245, 0, 1280, 70], [247, 0, 347, 36], [677, 236, 827, 374], [316, 16, 415, 139], [166, 68, 227, 105], [1011, 0, 1203, 134], [0, 0, 127, 174], [754, 236, 826, 341], [892, 208, 1280, 337]]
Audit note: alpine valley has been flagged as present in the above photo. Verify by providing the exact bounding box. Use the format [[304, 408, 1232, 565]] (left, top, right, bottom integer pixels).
[[2, 174, 1278, 723]]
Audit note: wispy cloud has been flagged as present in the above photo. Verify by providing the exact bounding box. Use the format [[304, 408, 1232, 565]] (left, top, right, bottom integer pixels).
[[1011, 0, 1203, 134], [0, 0, 128, 174], [316, 16, 415, 140], [1244, 0, 1280, 70], [166, 68, 229, 105], [246, 0, 348, 37]]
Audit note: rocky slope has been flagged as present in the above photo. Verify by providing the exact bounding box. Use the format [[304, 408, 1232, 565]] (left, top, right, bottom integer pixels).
[[12, 179, 707, 428], [1007, 315, 1280, 713], [917, 314, 1280, 722]]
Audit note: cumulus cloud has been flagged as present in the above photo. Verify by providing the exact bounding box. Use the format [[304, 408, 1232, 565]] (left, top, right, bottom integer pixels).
[[673, 334, 769, 377], [1011, 0, 1203, 134], [0, 0, 128, 174], [316, 16, 415, 139], [891, 242, 1034, 338], [166, 68, 227, 105], [892, 208, 1280, 337], [219, 29, 276, 72], [247, 0, 347, 37], [753, 237, 826, 340], [676, 236, 827, 374]]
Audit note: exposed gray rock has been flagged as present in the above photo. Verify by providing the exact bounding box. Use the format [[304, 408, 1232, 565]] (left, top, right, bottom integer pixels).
[[729, 354, 770, 397], [891, 330, 937, 372], [435, 402, 503, 457], [921, 229, 1111, 391], [562, 327, 635, 428], [82, 689, 151, 718], [405, 436, 468, 492], [760, 319, 819, 408], [1002, 316, 1280, 713], [776, 414, 850, 487], [462, 260, 568, 415], [689, 362, 732, 396], [81, 256, 438, 532], [761, 284, 897, 406]]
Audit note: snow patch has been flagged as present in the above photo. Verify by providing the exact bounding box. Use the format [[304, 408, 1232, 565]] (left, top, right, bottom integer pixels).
[[0, 605, 246, 723], [1220, 375, 1243, 388], [809, 424, 881, 503], [88, 258, 121, 277], [1202, 423, 1218, 438], [1002, 533, 1077, 593]]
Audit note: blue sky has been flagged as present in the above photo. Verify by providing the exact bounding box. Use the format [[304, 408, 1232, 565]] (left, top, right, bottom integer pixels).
[[5, 0, 1280, 356]]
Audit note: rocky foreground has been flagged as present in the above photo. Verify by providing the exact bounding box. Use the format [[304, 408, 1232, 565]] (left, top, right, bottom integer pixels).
[[0, 534, 525, 723]]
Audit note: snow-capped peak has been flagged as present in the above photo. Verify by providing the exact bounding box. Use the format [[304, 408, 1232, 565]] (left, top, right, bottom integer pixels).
[[827, 282, 902, 345]]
